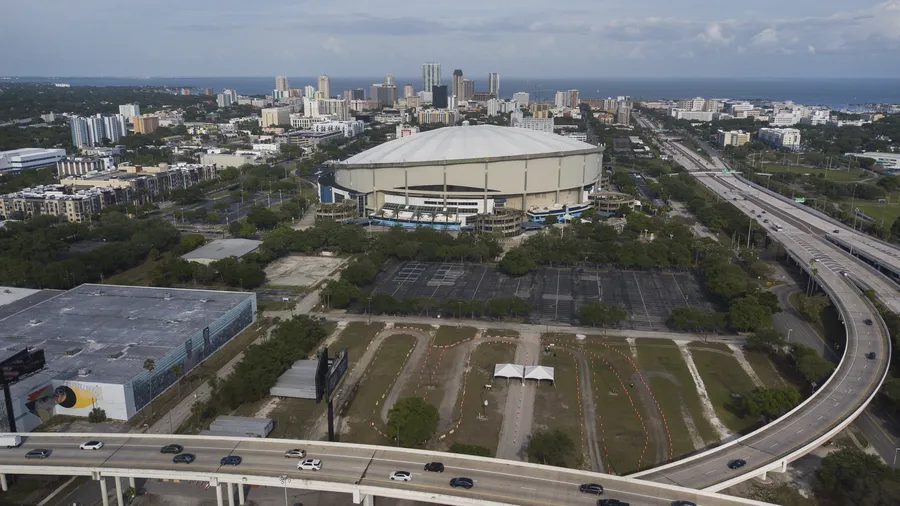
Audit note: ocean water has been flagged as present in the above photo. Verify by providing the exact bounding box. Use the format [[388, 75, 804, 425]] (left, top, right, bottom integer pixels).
[[4, 76, 900, 109]]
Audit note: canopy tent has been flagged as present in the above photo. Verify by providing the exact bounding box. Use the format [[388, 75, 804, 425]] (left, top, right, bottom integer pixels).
[[524, 365, 555, 383], [493, 363, 524, 380]]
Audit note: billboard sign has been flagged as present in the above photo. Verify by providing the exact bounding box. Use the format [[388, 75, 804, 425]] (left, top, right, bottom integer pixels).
[[325, 348, 348, 401]]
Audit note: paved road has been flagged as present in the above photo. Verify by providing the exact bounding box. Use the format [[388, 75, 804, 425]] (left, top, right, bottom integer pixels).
[[769, 284, 839, 362], [495, 333, 540, 462], [0, 434, 768, 506]]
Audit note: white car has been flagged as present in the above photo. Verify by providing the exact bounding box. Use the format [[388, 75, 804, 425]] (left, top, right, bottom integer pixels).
[[80, 441, 104, 450], [298, 458, 322, 471], [389, 471, 412, 482], [283, 449, 306, 459]]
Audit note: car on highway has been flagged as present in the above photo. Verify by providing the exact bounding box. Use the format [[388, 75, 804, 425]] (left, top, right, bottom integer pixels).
[[160, 444, 183, 454], [833, 229, 839, 233], [220, 456, 242, 466], [449, 477, 474, 489], [284, 449, 306, 459], [727, 459, 747, 469], [864, 318, 874, 326], [173, 453, 195, 464], [672, 501, 697, 506], [389, 471, 412, 482], [25, 449, 51, 459], [867, 352, 877, 360], [80, 441, 104, 450], [0, 434, 22, 448], [579, 483, 605, 495], [298, 458, 322, 471], [424, 462, 445, 472], [597, 500, 629, 506]]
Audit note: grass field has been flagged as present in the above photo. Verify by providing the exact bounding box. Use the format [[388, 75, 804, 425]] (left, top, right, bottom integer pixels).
[[442, 342, 517, 456], [760, 164, 867, 183], [531, 348, 585, 469], [854, 201, 900, 228], [106, 258, 158, 286], [687, 346, 759, 433], [342, 335, 417, 445], [268, 398, 326, 439], [330, 322, 385, 371], [433, 326, 478, 347]]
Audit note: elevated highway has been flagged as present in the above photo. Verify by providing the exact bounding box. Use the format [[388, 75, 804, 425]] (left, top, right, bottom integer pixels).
[[0, 433, 771, 506]]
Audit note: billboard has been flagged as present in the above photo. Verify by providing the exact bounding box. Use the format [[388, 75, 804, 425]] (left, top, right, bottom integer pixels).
[[315, 348, 349, 403]]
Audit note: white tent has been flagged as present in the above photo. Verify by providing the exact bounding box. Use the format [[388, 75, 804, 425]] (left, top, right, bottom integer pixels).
[[524, 365, 555, 384], [493, 363, 524, 383]]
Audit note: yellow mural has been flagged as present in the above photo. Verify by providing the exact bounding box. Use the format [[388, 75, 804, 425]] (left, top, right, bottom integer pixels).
[[54, 385, 97, 409]]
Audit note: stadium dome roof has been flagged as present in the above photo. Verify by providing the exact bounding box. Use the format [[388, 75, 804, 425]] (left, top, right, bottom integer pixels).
[[343, 124, 598, 166]]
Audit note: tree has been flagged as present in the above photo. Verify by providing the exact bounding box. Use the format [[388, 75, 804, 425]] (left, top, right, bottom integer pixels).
[[124, 486, 137, 503], [728, 295, 772, 331], [526, 429, 575, 467], [544, 215, 559, 225], [387, 397, 439, 447], [795, 293, 830, 324], [792, 344, 836, 384], [171, 186, 204, 204], [143, 359, 155, 372], [320, 279, 360, 309], [814, 447, 900, 506], [246, 206, 279, 230], [736, 387, 801, 420], [88, 407, 108, 423], [171, 364, 184, 397], [229, 220, 256, 238], [498, 247, 536, 276], [745, 327, 786, 354], [213, 200, 231, 211], [341, 258, 379, 287]]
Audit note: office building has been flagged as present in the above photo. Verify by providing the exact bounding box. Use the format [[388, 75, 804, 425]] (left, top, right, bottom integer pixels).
[[371, 84, 397, 108], [555, 90, 579, 109], [384, 75, 395, 87], [451, 70, 464, 106], [56, 155, 117, 177], [530, 103, 552, 119], [758, 127, 802, 151], [432, 85, 449, 109], [717, 129, 751, 147], [311, 120, 366, 138], [422, 62, 441, 98], [344, 88, 365, 100], [261, 106, 292, 128], [617, 107, 631, 126], [118, 104, 140, 120], [488, 73, 500, 97], [318, 75, 330, 98], [677, 97, 706, 111], [0, 148, 67, 173], [132, 115, 159, 135], [403, 84, 415, 99], [417, 109, 460, 125], [512, 92, 529, 107], [276, 76, 290, 92], [462, 79, 474, 101], [668, 109, 714, 122]]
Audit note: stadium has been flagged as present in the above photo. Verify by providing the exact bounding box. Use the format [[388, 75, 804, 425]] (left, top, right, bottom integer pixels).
[[320, 124, 604, 228], [0, 284, 256, 432]]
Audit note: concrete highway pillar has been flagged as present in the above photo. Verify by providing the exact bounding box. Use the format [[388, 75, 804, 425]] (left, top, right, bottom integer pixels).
[[99, 477, 109, 506], [115, 476, 124, 506], [227, 482, 235, 506], [363, 494, 374, 506], [0, 473, 7, 492], [760, 471, 768, 481], [352, 489, 362, 504], [237, 483, 246, 505], [215, 483, 224, 506], [128, 477, 136, 490]]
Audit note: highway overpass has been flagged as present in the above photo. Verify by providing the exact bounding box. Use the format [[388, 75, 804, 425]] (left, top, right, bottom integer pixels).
[[0, 433, 772, 506]]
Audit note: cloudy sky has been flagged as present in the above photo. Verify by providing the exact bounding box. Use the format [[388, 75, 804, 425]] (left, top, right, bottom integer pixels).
[[3, 0, 899, 77]]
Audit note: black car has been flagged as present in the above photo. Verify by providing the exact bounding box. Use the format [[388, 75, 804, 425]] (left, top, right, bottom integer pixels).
[[864, 318, 874, 326], [173, 453, 195, 464], [866, 352, 877, 360], [424, 462, 445, 473], [220, 456, 242, 466], [598, 500, 629, 506], [160, 444, 184, 454], [728, 459, 747, 469], [449, 477, 474, 489], [579, 483, 605, 495], [672, 502, 697, 506], [25, 449, 51, 459]]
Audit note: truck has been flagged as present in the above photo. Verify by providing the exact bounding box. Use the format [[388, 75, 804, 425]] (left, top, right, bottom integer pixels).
[[0, 434, 22, 448]]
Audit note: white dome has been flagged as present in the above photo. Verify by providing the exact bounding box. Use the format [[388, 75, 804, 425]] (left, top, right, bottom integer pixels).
[[343, 124, 597, 166]]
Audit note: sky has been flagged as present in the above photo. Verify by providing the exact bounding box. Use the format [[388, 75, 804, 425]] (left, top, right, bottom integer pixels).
[[3, 0, 900, 78]]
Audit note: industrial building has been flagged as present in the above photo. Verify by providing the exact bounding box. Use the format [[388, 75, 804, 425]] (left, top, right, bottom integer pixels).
[[0, 284, 256, 432], [182, 239, 262, 265], [323, 124, 603, 228], [0, 148, 67, 172]]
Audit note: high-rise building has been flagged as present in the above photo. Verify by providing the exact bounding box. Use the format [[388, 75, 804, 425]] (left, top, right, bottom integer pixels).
[[261, 107, 292, 128], [384, 75, 395, 87], [512, 92, 529, 107], [758, 127, 802, 151], [275, 76, 290, 92], [304, 85, 316, 98], [205, 88, 214, 96], [463, 79, 474, 101], [132, 114, 159, 135], [488, 73, 500, 97], [617, 107, 631, 126], [717, 130, 751, 147], [317, 75, 330, 98], [422, 62, 441, 97], [555, 90, 579, 109], [432, 85, 449, 109], [70, 117, 89, 147], [70, 114, 126, 147], [451, 70, 464, 106], [403, 84, 415, 99], [370, 84, 397, 108], [529, 104, 551, 119], [118, 104, 141, 120]]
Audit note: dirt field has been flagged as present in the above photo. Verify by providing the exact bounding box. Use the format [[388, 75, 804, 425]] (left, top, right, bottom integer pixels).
[[264, 255, 344, 287]]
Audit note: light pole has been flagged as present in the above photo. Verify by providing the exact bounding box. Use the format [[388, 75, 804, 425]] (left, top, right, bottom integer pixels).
[[893, 447, 899, 467], [850, 183, 859, 230], [279, 475, 290, 506], [787, 328, 793, 342]]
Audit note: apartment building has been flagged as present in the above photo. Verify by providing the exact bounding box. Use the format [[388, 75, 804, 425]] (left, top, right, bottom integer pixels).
[[758, 128, 802, 151]]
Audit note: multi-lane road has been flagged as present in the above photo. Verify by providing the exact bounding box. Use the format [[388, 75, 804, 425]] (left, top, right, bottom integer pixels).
[[0, 434, 770, 506]]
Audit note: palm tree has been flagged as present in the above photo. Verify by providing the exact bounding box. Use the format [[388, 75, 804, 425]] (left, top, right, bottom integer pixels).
[[171, 364, 184, 397], [143, 359, 155, 373]]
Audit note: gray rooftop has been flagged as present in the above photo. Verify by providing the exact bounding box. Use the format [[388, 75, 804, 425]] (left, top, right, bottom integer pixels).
[[269, 360, 318, 399], [182, 239, 262, 262], [0, 284, 255, 396]]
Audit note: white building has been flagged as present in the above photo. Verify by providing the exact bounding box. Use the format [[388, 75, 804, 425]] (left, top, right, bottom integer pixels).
[[488, 73, 500, 97], [487, 98, 501, 117], [260, 107, 292, 127], [422, 63, 441, 94], [0, 148, 67, 172], [717, 130, 751, 147], [512, 92, 529, 107], [848, 152, 900, 172], [758, 128, 802, 151], [317, 75, 330, 98], [70, 114, 125, 147], [396, 125, 419, 138], [118, 104, 141, 121], [311, 120, 365, 138], [668, 109, 714, 122], [677, 97, 706, 111], [511, 116, 554, 133]]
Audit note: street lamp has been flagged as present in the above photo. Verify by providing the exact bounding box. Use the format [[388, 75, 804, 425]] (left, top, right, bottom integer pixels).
[[893, 447, 900, 467], [279, 475, 291, 506], [787, 328, 793, 342]]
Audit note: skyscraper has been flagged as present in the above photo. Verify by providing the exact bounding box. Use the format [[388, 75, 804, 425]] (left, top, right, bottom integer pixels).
[[70, 117, 89, 147], [118, 103, 140, 120], [304, 85, 316, 98], [70, 114, 125, 147], [432, 85, 449, 109], [451, 70, 464, 106], [488, 73, 500, 97], [275, 76, 290, 92], [463, 79, 474, 101], [403, 84, 415, 98], [317, 75, 330, 98], [422, 62, 441, 97], [384, 75, 395, 87]]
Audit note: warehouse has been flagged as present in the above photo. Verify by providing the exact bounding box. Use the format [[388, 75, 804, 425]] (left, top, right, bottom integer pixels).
[[0, 284, 256, 432], [324, 124, 604, 228]]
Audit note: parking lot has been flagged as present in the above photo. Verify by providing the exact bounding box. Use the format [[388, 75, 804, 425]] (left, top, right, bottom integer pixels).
[[366, 261, 715, 330]]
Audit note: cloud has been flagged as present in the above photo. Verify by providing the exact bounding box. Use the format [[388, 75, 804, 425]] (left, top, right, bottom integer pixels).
[[808, 45, 816, 54], [697, 22, 732, 45], [321, 37, 345, 55], [752, 27, 779, 45]]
